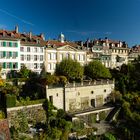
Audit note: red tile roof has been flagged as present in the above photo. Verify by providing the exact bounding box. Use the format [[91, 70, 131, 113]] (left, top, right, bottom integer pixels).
[[46, 40, 81, 48], [0, 29, 46, 46]]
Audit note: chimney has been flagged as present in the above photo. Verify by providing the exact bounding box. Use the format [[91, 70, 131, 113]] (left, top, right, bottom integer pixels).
[[15, 25, 18, 33], [29, 32, 32, 39], [40, 33, 45, 40]]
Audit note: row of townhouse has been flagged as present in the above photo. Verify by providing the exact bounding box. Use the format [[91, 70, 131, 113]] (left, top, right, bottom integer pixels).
[[0, 26, 45, 78], [0, 26, 131, 78], [45, 35, 130, 74], [77, 37, 129, 69], [128, 45, 140, 62]]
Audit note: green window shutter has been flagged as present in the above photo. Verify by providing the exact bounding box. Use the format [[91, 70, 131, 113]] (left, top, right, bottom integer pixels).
[[3, 51, 6, 57], [3, 42, 6, 47], [16, 63, 18, 68], [10, 62, 12, 69], [9, 42, 12, 47], [10, 52, 12, 57], [16, 52, 18, 57], [3, 62, 6, 69], [16, 43, 18, 47]]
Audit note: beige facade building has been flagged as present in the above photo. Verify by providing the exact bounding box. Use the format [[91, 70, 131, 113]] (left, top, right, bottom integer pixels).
[[45, 33, 86, 74], [82, 38, 129, 68], [128, 45, 140, 62], [46, 80, 114, 112]]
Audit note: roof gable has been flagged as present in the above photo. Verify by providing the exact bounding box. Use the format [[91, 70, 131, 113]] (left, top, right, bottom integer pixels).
[[57, 45, 79, 51]]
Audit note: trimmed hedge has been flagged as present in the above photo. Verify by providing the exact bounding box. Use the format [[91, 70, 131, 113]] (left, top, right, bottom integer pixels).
[[6, 94, 16, 108]]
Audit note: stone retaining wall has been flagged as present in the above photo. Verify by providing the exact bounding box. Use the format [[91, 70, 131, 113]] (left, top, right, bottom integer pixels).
[[7, 104, 46, 127]]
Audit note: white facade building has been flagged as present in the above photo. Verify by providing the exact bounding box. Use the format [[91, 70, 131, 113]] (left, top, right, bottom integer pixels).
[[0, 26, 46, 78], [20, 45, 44, 74], [0, 37, 20, 78]]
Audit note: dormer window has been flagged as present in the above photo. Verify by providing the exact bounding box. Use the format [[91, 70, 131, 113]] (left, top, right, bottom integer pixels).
[[37, 39, 40, 44]]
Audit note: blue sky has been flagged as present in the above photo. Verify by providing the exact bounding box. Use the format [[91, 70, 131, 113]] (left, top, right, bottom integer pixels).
[[0, 0, 140, 47]]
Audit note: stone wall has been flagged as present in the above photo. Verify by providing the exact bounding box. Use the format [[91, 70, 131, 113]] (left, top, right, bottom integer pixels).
[[46, 81, 114, 112], [7, 104, 46, 127], [0, 119, 10, 140]]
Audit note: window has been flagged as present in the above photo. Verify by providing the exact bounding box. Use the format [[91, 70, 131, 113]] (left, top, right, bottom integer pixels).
[[49, 96, 53, 103], [104, 89, 106, 92], [40, 63, 43, 69], [0, 52, 4, 58], [20, 47, 24, 52], [6, 52, 11, 58], [34, 63, 38, 69], [71, 54, 75, 60], [78, 54, 80, 61], [6, 63, 10, 68], [48, 63, 51, 70], [66, 53, 69, 59], [34, 55, 37, 61], [13, 43, 18, 47], [48, 53, 51, 60], [7, 42, 10, 47], [40, 55, 43, 61], [13, 52, 17, 59], [27, 47, 30, 52], [27, 55, 31, 61], [53, 53, 56, 60], [21, 55, 24, 61], [60, 54, 63, 60], [20, 63, 24, 68], [51, 53, 56, 60], [34, 47, 37, 52], [13, 63, 17, 69], [80, 54, 84, 61], [40, 48, 43, 53], [53, 63, 56, 70]]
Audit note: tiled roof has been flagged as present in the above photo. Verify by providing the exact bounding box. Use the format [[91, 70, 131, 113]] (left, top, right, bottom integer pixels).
[[46, 40, 85, 50], [131, 45, 140, 52], [0, 29, 46, 46]]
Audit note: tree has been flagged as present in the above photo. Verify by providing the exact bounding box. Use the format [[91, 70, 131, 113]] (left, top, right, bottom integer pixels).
[[42, 99, 55, 125], [18, 65, 31, 78], [84, 60, 111, 79], [103, 132, 116, 140], [55, 58, 84, 81]]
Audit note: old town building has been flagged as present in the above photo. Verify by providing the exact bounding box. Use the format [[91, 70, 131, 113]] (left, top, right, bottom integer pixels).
[[45, 33, 87, 74], [0, 26, 46, 78]]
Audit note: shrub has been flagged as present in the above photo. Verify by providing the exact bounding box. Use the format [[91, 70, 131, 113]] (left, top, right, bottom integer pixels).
[[6, 94, 16, 108]]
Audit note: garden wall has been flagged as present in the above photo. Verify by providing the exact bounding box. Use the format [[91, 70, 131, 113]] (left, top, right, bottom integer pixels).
[[7, 104, 46, 127]]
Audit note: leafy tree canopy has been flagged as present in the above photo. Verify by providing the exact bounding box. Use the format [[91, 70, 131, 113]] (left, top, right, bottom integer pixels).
[[84, 60, 111, 79], [55, 58, 84, 81], [18, 65, 31, 78]]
